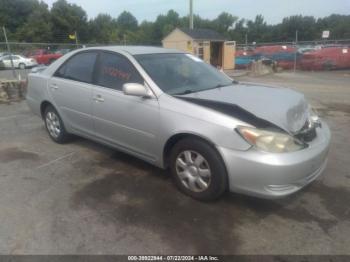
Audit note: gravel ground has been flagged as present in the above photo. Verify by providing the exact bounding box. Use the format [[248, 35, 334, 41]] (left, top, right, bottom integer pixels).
[[0, 70, 349, 255]]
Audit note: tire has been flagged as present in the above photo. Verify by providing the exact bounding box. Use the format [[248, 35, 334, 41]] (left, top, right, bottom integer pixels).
[[169, 137, 228, 201], [44, 105, 71, 144], [323, 60, 335, 71], [19, 63, 26, 69]]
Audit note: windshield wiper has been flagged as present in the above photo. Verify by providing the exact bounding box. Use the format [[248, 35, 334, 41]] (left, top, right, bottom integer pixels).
[[173, 90, 195, 95], [210, 80, 239, 89], [174, 81, 238, 95]]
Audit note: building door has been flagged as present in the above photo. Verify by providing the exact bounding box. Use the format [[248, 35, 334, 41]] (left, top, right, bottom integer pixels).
[[210, 42, 224, 68], [223, 41, 236, 70], [203, 41, 211, 63]]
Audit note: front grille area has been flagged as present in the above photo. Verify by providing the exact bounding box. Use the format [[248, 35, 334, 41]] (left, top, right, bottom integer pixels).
[[295, 120, 317, 143]]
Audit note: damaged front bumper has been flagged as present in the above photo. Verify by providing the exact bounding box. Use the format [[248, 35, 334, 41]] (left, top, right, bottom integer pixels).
[[218, 120, 331, 199]]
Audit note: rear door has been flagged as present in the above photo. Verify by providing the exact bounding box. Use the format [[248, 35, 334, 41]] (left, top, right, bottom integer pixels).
[[48, 51, 98, 137], [91, 51, 160, 161]]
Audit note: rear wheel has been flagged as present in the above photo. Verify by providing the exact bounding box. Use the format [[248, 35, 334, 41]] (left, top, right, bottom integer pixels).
[[170, 137, 228, 201], [44, 105, 71, 143]]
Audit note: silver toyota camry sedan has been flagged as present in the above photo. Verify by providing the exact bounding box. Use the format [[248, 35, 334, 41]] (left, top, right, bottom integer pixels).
[[26, 46, 331, 200]]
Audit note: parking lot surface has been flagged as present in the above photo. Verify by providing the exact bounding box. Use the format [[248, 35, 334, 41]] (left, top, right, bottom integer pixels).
[[0, 70, 349, 254]]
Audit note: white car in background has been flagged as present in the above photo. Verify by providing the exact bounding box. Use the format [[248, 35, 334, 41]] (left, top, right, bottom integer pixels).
[[0, 54, 38, 69]]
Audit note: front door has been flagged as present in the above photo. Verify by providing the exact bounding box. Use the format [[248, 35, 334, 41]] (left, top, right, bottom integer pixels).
[[92, 51, 160, 161]]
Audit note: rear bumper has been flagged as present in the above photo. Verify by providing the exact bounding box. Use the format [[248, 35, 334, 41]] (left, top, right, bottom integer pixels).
[[218, 121, 331, 198], [26, 96, 41, 117]]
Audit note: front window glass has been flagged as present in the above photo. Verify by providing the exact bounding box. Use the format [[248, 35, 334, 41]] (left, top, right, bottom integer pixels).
[[96, 52, 143, 91], [134, 53, 232, 95]]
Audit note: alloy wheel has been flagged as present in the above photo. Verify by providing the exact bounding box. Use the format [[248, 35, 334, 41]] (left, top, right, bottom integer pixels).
[[45, 111, 61, 139], [175, 150, 211, 192]]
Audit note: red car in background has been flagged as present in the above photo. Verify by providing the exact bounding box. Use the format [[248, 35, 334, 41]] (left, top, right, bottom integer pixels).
[[25, 49, 62, 65], [299, 46, 350, 70]]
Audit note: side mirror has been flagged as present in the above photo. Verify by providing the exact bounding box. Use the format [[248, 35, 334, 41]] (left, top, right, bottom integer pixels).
[[123, 83, 151, 98]]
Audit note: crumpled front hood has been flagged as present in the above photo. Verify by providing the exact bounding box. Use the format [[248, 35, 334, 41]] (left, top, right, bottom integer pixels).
[[180, 83, 310, 134]]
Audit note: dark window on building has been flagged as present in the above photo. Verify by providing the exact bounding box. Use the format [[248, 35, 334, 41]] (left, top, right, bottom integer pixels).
[[198, 47, 204, 59]]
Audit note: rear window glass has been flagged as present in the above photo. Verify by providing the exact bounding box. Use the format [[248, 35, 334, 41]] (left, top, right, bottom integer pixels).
[[54, 52, 97, 83]]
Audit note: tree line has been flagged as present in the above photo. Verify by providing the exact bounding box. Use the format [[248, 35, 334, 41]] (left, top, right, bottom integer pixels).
[[0, 0, 349, 45]]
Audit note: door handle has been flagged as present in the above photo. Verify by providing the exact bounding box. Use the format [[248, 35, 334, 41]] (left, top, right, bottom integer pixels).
[[93, 94, 104, 102], [50, 84, 58, 90]]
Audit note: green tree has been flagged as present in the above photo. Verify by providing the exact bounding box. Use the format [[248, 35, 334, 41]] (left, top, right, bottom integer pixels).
[[89, 14, 119, 44], [16, 1, 52, 42], [0, 0, 39, 36], [246, 15, 269, 43], [116, 11, 138, 32], [229, 18, 247, 43], [50, 0, 89, 43], [151, 10, 181, 43], [277, 15, 317, 41], [213, 12, 238, 34], [133, 21, 158, 45], [316, 14, 350, 39]]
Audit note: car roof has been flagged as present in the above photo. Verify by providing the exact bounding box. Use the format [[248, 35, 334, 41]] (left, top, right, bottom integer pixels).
[[83, 45, 183, 55]]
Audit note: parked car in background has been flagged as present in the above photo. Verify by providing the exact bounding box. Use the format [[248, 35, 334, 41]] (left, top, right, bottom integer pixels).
[[0, 52, 11, 58], [25, 49, 62, 65], [55, 49, 71, 55], [0, 54, 37, 69], [26, 46, 331, 201]]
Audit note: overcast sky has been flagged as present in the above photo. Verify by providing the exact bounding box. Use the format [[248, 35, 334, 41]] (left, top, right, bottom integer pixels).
[[42, 0, 350, 24]]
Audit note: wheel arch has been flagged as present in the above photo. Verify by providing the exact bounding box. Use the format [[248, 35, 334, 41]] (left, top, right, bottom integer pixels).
[[162, 132, 220, 168], [40, 100, 54, 119]]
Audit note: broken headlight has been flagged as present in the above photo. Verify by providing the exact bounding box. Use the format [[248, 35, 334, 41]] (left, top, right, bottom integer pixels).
[[309, 108, 322, 128], [236, 126, 306, 153]]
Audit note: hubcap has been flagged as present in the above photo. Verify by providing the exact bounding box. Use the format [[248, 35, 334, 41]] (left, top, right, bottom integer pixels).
[[175, 150, 211, 192], [45, 111, 61, 139]]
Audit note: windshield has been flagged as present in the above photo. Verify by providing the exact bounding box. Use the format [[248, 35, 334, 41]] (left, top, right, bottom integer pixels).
[[134, 53, 233, 95]]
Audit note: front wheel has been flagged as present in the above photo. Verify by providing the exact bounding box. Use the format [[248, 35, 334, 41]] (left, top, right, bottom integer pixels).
[[18, 63, 26, 69], [170, 138, 228, 201], [44, 105, 71, 143]]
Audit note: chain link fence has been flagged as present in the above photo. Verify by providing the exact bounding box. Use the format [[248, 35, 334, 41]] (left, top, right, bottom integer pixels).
[[0, 42, 120, 80], [235, 39, 350, 72], [0, 39, 350, 82]]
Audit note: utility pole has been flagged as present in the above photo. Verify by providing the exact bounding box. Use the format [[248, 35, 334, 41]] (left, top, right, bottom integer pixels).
[[2, 26, 16, 78], [245, 33, 248, 47], [293, 30, 298, 73], [75, 31, 79, 47], [189, 0, 194, 29]]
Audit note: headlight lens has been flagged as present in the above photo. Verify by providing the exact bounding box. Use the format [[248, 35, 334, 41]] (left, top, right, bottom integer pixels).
[[236, 126, 306, 153], [309, 108, 322, 127]]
